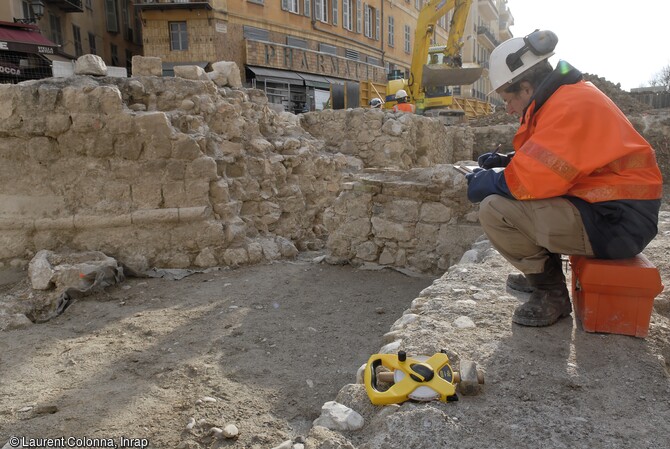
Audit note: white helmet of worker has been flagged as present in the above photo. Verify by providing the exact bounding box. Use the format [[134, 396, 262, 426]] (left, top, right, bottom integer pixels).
[[395, 89, 408, 100], [489, 30, 558, 93], [369, 98, 382, 108]]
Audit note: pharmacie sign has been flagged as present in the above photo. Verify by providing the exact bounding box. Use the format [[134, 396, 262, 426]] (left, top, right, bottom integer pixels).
[[0, 40, 56, 55]]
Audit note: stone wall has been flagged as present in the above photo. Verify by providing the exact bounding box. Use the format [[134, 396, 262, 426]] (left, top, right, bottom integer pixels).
[[323, 166, 483, 275], [0, 75, 478, 272], [2, 70, 668, 274]]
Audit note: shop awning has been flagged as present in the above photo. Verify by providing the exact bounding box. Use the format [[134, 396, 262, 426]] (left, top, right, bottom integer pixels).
[[248, 66, 303, 85], [0, 23, 59, 55], [298, 72, 331, 88]]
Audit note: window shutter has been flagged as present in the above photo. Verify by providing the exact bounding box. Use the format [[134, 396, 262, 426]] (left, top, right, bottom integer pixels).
[[375, 8, 380, 40], [282, 0, 288, 11], [304, 0, 311, 17]]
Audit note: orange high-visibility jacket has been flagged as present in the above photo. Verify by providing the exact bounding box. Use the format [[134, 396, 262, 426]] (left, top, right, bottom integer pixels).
[[504, 80, 662, 203], [393, 102, 415, 113]]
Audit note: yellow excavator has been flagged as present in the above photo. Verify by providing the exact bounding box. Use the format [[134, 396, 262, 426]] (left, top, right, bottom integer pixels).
[[385, 0, 483, 120]]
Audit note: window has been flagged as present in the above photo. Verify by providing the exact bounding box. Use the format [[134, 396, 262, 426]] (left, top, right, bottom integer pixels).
[[320, 43, 337, 55], [49, 14, 63, 45], [315, 0, 328, 23], [73, 25, 83, 57], [388, 16, 394, 47], [364, 4, 371, 38], [169, 22, 188, 51], [104, 0, 119, 33], [88, 32, 97, 55], [281, 0, 299, 13], [243, 26, 269, 41], [111, 44, 119, 66], [332, 0, 338, 26], [342, 0, 352, 31], [86, 0, 92, 9], [356, 0, 362, 33], [415, 0, 421, 10], [375, 8, 380, 40], [404, 24, 411, 53], [304, 0, 311, 17], [287, 36, 308, 49], [126, 49, 133, 71], [21, 1, 31, 20]]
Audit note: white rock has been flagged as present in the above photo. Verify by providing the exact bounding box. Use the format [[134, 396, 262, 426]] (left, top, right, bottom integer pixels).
[[453, 316, 476, 329], [74, 54, 107, 76], [28, 250, 54, 290], [222, 424, 239, 438], [379, 340, 402, 354], [312, 401, 364, 431], [270, 440, 293, 449]]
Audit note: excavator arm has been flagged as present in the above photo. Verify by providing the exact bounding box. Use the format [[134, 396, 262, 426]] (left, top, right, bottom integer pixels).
[[408, 0, 481, 103]]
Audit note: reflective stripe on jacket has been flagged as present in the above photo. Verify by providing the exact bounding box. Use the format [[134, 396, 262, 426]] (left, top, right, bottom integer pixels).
[[504, 80, 663, 203]]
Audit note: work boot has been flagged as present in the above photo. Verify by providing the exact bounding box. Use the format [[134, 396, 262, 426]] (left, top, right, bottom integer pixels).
[[506, 273, 535, 293], [512, 253, 572, 327]]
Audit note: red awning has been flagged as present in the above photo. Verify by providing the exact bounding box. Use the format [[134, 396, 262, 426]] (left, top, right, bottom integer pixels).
[[0, 22, 59, 55]]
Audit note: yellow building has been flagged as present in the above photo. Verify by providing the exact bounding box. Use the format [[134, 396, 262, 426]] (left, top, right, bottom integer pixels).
[[135, 0, 511, 112], [0, 0, 143, 83]]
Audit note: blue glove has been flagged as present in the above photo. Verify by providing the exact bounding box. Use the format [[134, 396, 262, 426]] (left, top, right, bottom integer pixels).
[[477, 151, 515, 169], [465, 167, 483, 184], [466, 168, 513, 203]]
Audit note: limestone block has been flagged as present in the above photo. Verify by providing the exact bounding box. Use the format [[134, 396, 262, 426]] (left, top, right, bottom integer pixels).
[[332, 218, 371, 238], [210, 180, 230, 203], [104, 113, 134, 135], [420, 202, 452, 223], [172, 135, 202, 160], [74, 54, 107, 76], [114, 138, 143, 160], [186, 156, 218, 181], [156, 180, 187, 208], [371, 217, 413, 241], [223, 248, 248, 266], [194, 247, 218, 267], [185, 179, 211, 206], [210, 61, 243, 88], [132, 56, 163, 77], [131, 208, 179, 225], [165, 160, 187, 181], [276, 236, 298, 258], [27, 137, 58, 162], [224, 216, 247, 244], [70, 113, 105, 133], [45, 114, 71, 136], [380, 199, 420, 222], [247, 242, 263, 263], [260, 239, 281, 260], [259, 201, 281, 225], [178, 206, 212, 222], [355, 241, 379, 261], [73, 214, 132, 229], [131, 182, 163, 209], [174, 65, 209, 81], [378, 247, 395, 265]]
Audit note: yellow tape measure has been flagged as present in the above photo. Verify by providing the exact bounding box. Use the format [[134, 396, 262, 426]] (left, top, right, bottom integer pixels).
[[364, 350, 458, 405]]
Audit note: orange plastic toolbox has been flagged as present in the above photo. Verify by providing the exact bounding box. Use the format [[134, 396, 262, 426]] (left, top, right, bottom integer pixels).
[[570, 254, 664, 338]]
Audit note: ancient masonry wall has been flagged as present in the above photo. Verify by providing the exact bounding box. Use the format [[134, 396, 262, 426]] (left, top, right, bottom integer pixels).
[[3, 71, 668, 275], [0, 74, 492, 273]]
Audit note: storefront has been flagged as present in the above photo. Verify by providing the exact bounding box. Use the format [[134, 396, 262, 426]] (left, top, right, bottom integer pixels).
[[246, 66, 347, 113], [0, 21, 60, 84]]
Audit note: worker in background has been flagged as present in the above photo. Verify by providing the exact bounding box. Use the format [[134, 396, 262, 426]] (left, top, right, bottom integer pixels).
[[465, 30, 662, 327], [369, 98, 383, 109], [392, 89, 415, 113]]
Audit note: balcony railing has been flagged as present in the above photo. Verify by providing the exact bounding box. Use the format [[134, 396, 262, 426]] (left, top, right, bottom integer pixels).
[[477, 25, 499, 48], [45, 0, 84, 13], [134, 0, 213, 9]]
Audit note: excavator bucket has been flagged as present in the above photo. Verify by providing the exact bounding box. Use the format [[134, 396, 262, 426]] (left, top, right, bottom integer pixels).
[[421, 64, 484, 89]]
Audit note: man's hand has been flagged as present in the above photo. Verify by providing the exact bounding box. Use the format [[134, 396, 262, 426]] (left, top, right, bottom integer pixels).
[[477, 151, 515, 169]]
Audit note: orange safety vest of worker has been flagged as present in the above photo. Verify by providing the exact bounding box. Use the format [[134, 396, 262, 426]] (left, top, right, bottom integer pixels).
[[392, 102, 415, 113], [504, 80, 663, 203]]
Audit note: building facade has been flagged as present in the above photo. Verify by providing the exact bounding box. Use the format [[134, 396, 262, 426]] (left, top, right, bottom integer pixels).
[[0, 0, 143, 83]]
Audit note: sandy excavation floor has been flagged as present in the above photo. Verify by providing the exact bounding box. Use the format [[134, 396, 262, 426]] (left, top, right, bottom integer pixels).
[[0, 256, 435, 448]]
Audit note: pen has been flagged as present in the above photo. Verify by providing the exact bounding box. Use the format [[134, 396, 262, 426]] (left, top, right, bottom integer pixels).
[[491, 144, 502, 155]]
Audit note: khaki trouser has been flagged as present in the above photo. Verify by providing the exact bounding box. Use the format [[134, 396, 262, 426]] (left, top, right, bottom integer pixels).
[[478, 195, 595, 274]]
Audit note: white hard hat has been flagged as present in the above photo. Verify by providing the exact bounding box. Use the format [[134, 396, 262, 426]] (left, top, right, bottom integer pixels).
[[489, 30, 558, 93], [395, 89, 408, 100], [369, 98, 382, 108]]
